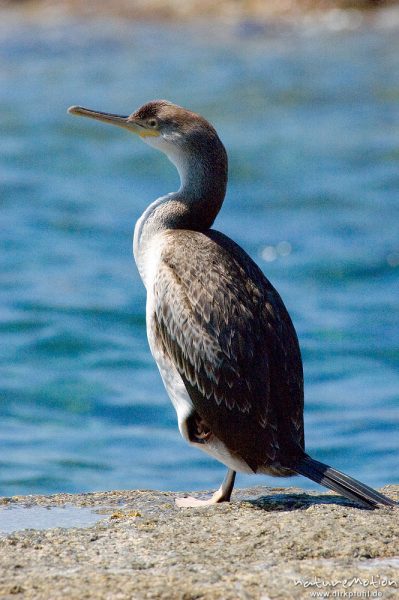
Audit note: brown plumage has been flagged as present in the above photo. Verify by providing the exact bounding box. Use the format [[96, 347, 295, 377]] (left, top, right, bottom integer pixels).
[[154, 229, 303, 473], [68, 100, 395, 509]]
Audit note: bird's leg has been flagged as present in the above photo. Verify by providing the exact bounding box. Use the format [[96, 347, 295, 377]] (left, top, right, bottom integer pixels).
[[184, 413, 213, 444], [175, 469, 236, 508]]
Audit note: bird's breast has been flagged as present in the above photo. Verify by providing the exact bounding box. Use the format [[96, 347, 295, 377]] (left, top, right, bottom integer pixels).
[[132, 228, 166, 290]]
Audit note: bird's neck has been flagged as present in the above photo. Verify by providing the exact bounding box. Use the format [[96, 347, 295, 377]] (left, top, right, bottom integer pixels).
[[133, 139, 228, 284]]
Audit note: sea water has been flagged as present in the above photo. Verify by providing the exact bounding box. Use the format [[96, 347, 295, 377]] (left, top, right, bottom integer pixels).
[[0, 12, 398, 496]]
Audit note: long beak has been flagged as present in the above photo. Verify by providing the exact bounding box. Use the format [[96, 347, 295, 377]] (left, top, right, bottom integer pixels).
[[67, 105, 159, 137]]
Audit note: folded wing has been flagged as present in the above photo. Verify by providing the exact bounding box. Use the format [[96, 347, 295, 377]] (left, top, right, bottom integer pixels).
[[153, 229, 304, 471]]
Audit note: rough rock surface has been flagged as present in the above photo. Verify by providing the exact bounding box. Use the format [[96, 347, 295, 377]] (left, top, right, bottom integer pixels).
[[1, 0, 398, 24], [0, 485, 397, 599]]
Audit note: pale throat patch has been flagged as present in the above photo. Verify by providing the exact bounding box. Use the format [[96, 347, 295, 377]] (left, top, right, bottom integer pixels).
[[142, 133, 188, 191]]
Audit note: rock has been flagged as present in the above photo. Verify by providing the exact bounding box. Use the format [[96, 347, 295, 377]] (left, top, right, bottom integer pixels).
[[2, 0, 399, 24], [0, 485, 397, 599]]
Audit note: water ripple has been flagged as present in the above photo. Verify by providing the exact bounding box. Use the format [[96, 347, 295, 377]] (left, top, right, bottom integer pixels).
[[0, 18, 397, 496]]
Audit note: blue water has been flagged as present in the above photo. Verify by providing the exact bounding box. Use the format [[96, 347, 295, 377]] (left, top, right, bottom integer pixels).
[[0, 504, 103, 534], [0, 13, 398, 497]]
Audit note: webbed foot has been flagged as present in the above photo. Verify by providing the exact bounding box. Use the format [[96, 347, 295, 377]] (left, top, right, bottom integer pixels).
[[175, 469, 236, 508]]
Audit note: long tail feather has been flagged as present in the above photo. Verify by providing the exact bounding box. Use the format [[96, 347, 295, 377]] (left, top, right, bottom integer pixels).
[[293, 455, 396, 509]]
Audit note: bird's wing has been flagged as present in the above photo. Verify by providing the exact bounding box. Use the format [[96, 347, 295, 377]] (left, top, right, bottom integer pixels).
[[153, 229, 303, 471]]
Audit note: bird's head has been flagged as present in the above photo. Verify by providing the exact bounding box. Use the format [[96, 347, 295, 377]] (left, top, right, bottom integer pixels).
[[68, 99, 177, 139], [68, 100, 228, 226], [68, 100, 226, 178]]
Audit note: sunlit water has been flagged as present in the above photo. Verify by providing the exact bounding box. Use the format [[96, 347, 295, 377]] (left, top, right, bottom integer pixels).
[[0, 13, 398, 497], [0, 504, 103, 534]]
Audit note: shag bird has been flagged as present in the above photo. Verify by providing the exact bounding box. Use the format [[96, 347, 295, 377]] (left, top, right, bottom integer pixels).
[[68, 101, 394, 509]]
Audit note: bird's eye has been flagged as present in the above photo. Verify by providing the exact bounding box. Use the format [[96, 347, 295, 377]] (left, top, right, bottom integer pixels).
[[147, 118, 158, 128]]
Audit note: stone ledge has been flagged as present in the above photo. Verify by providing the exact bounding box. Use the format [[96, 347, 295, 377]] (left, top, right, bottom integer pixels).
[[0, 485, 398, 599], [1, 0, 399, 25]]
